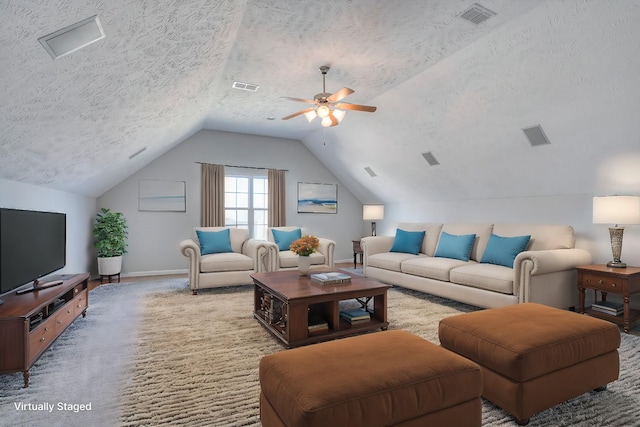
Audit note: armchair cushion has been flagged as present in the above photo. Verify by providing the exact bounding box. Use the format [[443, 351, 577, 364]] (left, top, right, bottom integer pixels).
[[200, 252, 255, 273], [272, 228, 302, 251], [196, 229, 233, 255]]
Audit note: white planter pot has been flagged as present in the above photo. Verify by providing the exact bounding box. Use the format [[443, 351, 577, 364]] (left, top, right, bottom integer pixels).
[[97, 256, 123, 276], [298, 255, 311, 275]]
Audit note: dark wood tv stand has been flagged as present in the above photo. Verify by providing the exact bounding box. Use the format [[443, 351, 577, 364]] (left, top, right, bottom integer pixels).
[[0, 273, 90, 387]]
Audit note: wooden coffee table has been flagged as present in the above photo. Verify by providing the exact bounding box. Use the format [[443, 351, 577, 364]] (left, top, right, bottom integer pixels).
[[252, 270, 391, 348]]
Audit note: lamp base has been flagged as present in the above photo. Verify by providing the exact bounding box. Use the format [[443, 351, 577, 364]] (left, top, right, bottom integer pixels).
[[606, 260, 627, 268]]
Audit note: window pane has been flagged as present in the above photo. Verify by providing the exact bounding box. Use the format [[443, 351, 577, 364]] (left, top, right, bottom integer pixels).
[[237, 193, 249, 208], [225, 177, 237, 192], [254, 224, 267, 241], [237, 177, 249, 193], [254, 177, 267, 194], [225, 193, 237, 208], [237, 209, 248, 225], [225, 210, 237, 226], [254, 209, 266, 224], [254, 194, 267, 209]]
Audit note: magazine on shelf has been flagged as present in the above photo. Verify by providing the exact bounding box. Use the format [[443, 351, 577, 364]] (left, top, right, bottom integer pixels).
[[592, 300, 623, 311], [339, 309, 370, 323], [310, 272, 351, 285]]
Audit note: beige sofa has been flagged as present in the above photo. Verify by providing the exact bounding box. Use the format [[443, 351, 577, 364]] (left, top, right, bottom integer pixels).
[[362, 223, 592, 309], [179, 227, 270, 294]]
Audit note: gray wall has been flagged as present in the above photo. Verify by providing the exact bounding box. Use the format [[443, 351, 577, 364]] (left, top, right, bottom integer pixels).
[[98, 130, 363, 276], [0, 178, 97, 279]]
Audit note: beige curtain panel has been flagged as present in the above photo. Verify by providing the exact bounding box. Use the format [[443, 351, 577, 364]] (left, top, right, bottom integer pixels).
[[268, 169, 286, 227], [201, 163, 225, 227]]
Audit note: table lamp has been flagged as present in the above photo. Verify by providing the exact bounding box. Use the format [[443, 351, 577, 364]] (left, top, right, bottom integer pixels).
[[363, 205, 384, 236], [593, 195, 640, 268]]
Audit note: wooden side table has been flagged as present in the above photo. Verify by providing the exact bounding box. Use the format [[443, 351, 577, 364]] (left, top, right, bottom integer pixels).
[[352, 239, 364, 269], [577, 264, 640, 333]]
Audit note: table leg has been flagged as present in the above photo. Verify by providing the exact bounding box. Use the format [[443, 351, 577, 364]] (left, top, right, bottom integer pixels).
[[623, 296, 630, 333], [578, 286, 585, 314]]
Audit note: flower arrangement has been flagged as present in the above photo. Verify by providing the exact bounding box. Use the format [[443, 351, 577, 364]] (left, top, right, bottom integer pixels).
[[289, 235, 320, 256]]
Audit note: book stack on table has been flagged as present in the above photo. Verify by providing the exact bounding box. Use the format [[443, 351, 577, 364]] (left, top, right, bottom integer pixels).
[[308, 315, 329, 336], [310, 272, 351, 285], [339, 309, 370, 324], [591, 300, 624, 316]]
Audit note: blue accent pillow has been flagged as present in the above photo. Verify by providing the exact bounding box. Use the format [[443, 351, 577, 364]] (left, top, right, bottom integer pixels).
[[390, 229, 425, 255], [272, 228, 302, 251], [197, 229, 233, 255], [480, 233, 531, 268], [434, 231, 476, 261]]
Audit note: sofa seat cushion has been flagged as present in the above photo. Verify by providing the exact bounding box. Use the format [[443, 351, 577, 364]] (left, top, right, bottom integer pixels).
[[200, 252, 254, 273], [401, 256, 472, 282], [449, 263, 514, 294], [279, 250, 325, 268], [367, 252, 424, 272]]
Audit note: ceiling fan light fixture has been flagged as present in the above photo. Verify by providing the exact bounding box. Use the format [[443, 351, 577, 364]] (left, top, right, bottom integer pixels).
[[316, 104, 330, 118], [333, 109, 346, 122], [321, 116, 333, 127], [304, 110, 317, 123]]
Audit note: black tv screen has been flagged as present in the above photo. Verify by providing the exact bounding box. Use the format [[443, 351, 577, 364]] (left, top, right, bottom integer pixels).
[[0, 208, 66, 295]]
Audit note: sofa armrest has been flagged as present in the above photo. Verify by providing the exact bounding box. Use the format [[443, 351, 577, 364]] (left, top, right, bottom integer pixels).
[[317, 238, 336, 268], [514, 248, 592, 302], [242, 239, 271, 273], [361, 236, 395, 275], [263, 241, 280, 271], [179, 239, 201, 291]]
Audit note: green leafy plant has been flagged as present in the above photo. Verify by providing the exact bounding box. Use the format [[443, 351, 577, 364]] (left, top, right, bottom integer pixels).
[[93, 208, 128, 257]]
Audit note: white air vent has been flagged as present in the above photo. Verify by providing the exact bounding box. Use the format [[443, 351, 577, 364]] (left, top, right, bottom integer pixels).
[[460, 3, 496, 24], [522, 125, 551, 147], [421, 151, 440, 166], [364, 167, 377, 177], [232, 81, 259, 92], [38, 15, 105, 59]]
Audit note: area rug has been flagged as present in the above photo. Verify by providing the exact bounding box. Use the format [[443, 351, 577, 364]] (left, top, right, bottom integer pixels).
[[120, 284, 640, 427], [2, 278, 639, 427]]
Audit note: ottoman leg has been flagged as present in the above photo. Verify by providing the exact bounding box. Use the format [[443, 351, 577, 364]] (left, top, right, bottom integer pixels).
[[515, 417, 530, 426]]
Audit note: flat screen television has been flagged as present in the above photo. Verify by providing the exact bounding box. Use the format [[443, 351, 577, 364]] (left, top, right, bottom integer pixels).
[[0, 208, 66, 302]]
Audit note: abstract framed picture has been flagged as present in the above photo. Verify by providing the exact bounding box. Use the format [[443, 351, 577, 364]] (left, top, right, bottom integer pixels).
[[297, 182, 337, 214], [139, 180, 186, 212]]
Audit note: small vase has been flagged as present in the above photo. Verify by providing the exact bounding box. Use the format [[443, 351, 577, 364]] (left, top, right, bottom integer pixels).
[[298, 255, 311, 275]]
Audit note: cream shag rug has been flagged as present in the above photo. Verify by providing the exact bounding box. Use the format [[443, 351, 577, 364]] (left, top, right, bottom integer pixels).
[[119, 284, 640, 427]]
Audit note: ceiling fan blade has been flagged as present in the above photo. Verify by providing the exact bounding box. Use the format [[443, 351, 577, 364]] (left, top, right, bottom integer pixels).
[[329, 114, 339, 127], [281, 96, 316, 104], [334, 103, 377, 113], [327, 87, 354, 103], [282, 108, 315, 120]]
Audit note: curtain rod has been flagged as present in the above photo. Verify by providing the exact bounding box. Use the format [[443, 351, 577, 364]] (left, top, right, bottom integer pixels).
[[196, 162, 288, 172]]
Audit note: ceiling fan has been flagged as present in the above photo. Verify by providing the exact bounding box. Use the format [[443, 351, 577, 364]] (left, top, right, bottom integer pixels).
[[281, 66, 377, 127]]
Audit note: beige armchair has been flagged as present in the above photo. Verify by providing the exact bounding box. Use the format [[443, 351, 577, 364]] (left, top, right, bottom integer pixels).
[[179, 227, 270, 294], [266, 226, 335, 272]]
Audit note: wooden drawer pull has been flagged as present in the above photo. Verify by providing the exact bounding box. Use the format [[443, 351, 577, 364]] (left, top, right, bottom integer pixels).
[[598, 279, 603, 284], [39, 337, 45, 342]]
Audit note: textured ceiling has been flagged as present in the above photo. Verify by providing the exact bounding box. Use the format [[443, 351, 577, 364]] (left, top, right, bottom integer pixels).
[[1, 1, 639, 202]]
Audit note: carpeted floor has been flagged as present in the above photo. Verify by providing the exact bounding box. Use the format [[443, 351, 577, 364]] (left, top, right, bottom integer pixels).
[[2, 277, 640, 426]]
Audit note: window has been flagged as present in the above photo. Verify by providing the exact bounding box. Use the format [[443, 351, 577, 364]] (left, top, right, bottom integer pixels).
[[225, 174, 268, 240]]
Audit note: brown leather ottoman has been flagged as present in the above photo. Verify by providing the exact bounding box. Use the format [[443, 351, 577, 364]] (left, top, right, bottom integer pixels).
[[259, 330, 482, 427], [439, 303, 621, 425]]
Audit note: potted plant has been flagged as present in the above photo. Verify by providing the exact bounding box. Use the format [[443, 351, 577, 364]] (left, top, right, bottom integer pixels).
[[93, 208, 128, 276], [289, 235, 319, 275]]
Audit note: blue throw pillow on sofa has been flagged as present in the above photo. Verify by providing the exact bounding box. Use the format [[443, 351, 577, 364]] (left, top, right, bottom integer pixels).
[[480, 233, 531, 268], [272, 228, 302, 251], [434, 231, 476, 261], [197, 229, 233, 255], [390, 229, 425, 255]]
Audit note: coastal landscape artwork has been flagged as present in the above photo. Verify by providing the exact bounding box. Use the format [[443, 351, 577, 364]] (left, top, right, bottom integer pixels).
[[297, 182, 337, 214]]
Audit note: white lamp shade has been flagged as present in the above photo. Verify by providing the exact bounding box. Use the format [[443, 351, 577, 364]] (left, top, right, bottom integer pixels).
[[363, 204, 384, 221], [316, 105, 330, 118], [593, 195, 640, 224], [304, 110, 317, 123], [333, 109, 346, 122]]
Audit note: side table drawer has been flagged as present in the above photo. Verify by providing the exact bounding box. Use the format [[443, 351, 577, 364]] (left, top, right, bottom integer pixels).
[[581, 274, 624, 292]]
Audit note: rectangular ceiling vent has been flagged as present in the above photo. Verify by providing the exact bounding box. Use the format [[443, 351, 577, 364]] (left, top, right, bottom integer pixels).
[[232, 81, 259, 92], [421, 151, 440, 166], [522, 125, 551, 147], [460, 3, 496, 25], [38, 15, 105, 59], [364, 167, 377, 177]]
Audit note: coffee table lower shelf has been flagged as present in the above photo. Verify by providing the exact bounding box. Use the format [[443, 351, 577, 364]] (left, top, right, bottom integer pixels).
[[254, 310, 388, 348]]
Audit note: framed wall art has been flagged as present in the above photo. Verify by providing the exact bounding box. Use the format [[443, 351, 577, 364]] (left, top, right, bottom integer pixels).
[[297, 182, 337, 214], [139, 179, 186, 212]]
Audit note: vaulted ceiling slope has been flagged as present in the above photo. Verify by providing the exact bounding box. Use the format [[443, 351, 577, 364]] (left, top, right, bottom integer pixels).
[[1, 1, 639, 201]]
